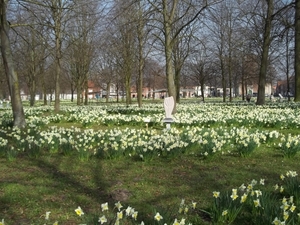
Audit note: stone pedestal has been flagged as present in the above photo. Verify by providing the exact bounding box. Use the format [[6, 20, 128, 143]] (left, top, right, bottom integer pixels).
[[163, 117, 174, 130]]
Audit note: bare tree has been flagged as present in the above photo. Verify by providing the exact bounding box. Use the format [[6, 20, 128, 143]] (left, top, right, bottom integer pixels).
[[206, 0, 245, 102], [238, 0, 294, 104], [64, 0, 99, 105], [172, 25, 195, 103], [13, 19, 49, 107], [107, 0, 138, 105], [133, 0, 154, 107], [187, 43, 211, 102], [94, 39, 117, 103], [143, 58, 166, 99], [17, 0, 88, 111], [256, 0, 274, 105], [295, 0, 300, 102], [0, 0, 26, 127], [0, 64, 8, 99], [148, 0, 220, 113], [276, 15, 294, 100]]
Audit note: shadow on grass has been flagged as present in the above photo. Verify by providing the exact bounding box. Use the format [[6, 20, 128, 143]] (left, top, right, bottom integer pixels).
[[0, 156, 110, 223], [33, 157, 110, 203], [1, 152, 299, 224]]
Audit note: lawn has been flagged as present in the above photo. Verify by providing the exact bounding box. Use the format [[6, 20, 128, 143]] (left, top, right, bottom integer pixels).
[[1, 99, 300, 225]]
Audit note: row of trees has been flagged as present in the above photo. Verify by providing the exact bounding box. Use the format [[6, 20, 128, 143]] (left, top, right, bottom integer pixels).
[[0, 0, 299, 127]]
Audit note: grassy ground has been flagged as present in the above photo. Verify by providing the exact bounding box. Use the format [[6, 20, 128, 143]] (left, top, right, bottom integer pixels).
[[1, 98, 299, 224], [1, 147, 300, 224]]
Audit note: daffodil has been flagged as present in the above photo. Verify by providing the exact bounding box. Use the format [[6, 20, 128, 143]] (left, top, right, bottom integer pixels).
[[281, 202, 289, 211], [184, 207, 189, 214], [239, 183, 246, 191], [240, 193, 247, 203], [99, 215, 107, 224], [178, 207, 183, 213], [255, 190, 262, 197], [222, 210, 228, 216], [180, 199, 185, 206], [180, 218, 186, 225], [288, 171, 298, 177], [192, 201, 197, 209], [282, 197, 287, 203], [251, 179, 257, 186], [213, 191, 220, 198], [173, 218, 180, 225], [154, 212, 163, 221], [115, 201, 123, 211], [132, 211, 138, 220], [45, 211, 51, 220], [290, 204, 296, 212], [117, 211, 123, 220], [283, 211, 289, 221], [101, 202, 109, 211], [259, 179, 265, 185], [230, 189, 239, 201], [125, 206, 133, 216], [272, 217, 281, 225], [253, 199, 261, 208], [75, 206, 84, 216], [247, 184, 253, 191]]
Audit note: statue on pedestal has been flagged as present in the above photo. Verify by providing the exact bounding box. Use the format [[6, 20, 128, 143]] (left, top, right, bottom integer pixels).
[[163, 96, 174, 129]]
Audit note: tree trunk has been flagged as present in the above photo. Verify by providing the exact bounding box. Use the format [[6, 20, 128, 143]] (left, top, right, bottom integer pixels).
[[295, 0, 300, 102], [29, 49, 36, 107], [175, 67, 180, 103], [76, 85, 81, 105], [241, 75, 245, 101], [54, 35, 61, 111], [163, 0, 178, 113], [38, 53, 47, 106], [71, 83, 74, 102], [106, 82, 110, 103], [228, 50, 232, 102], [200, 80, 205, 102], [29, 80, 36, 107], [165, 27, 177, 112], [165, 45, 177, 110], [256, 0, 273, 105], [137, 2, 144, 108], [42, 72, 47, 105], [53, 3, 62, 112], [285, 31, 291, 102], [137, 53, 144, 107], [84, 75, 88, 105], [0, 0, 26, 128], [221, 58, 226, 102], [116, 83, 119, 103], [84, 87, 88, 105], [125, 74, 131, 105]]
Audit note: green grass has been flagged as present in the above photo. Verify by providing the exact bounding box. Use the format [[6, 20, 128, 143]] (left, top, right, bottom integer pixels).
[[1, 99, 300, 224], [1, 147, 300, 224]]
